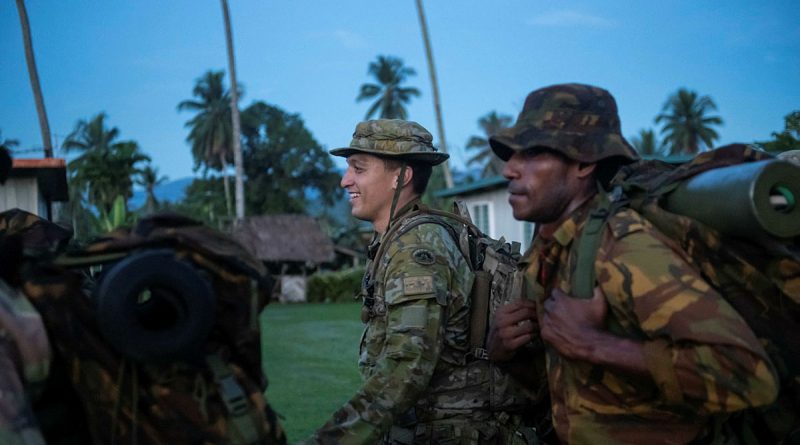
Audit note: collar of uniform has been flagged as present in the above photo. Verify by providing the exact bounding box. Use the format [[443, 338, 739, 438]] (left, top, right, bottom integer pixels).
[[549, 193, 601, 248], [390, 197, 423, 223]]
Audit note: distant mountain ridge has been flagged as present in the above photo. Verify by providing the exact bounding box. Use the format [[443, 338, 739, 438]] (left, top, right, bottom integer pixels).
[[129, 177, 193, 209]]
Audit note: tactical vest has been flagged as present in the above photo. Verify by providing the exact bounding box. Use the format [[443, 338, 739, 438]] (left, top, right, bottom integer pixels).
[[360, 205, 538, 422]]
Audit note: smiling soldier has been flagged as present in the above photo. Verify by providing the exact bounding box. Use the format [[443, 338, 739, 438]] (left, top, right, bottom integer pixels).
[[304, 119, 530, 445]]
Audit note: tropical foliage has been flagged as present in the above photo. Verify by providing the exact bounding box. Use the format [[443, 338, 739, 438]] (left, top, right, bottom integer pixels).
[[466, 111, 513, 177], [63, 113, 150, 216], [629, 128, 664, 156], [177, 70, 242, 217], [240, 101, 340, 214], [136, 163, 168, 214], [357, 55, 420, 120], [655, 88, 723, 155], [757, 110, 800, 153]]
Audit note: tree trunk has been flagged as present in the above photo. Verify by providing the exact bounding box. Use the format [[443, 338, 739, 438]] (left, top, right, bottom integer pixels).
[[15, 0, 52, 158], [221, 0, 245, 223], [415, 0, 453, 189], [220, 152, 233, 218]]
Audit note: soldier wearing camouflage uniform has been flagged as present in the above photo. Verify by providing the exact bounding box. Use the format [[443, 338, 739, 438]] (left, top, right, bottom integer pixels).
[[486, 84, 779, 444], [305, 120, 528, 444]]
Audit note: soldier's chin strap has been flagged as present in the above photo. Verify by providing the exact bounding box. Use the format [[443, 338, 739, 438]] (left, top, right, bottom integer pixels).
[[388, 163, 408, 228]]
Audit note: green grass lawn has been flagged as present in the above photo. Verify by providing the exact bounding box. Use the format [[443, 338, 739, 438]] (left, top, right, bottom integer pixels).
[[261, 302, 364, 443]]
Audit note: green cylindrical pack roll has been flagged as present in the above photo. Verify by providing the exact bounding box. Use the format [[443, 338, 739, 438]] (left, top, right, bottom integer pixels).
[[664, 159, 800, 239]]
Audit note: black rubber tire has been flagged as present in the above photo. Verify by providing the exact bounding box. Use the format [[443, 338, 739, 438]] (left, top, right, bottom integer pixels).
[[93, 249, 215, 364]]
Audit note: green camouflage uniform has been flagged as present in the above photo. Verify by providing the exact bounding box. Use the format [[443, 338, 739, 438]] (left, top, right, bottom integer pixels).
[[489, 84, 779, 444], [308, 120, 529, 444], [521, 196, 778, 444]]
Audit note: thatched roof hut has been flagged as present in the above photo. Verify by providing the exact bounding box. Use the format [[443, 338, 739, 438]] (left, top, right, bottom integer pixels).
[[233, 214, 335, 269]]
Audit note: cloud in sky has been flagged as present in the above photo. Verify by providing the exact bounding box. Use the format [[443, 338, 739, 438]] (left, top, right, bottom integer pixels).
[[526, 10, 614, 28], [332, 29, 367, 50]]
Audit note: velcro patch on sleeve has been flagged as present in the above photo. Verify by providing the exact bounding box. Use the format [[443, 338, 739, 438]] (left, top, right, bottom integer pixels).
[[400, 304, 429, 328], [402, 275, 434, 296]]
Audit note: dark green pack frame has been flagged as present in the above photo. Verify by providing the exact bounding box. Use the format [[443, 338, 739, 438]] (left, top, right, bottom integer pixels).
[[571, 144, 800, 444], [24, 213, 287, 445]]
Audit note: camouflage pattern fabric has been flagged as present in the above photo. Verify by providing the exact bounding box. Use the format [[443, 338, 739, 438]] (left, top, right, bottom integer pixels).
[[306, 201, 529, 445], [17, 212, 286, 445], [329, 119, 449, 165], [489, 83, 639, 164], [522, 196, 779, 444], [0, 279, 50, 445]]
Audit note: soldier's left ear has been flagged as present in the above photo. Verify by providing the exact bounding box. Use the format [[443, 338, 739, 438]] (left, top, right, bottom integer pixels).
[[575, 162, 596, 179]]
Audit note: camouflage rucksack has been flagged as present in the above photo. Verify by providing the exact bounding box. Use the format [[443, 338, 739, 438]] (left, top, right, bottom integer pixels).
[[372, 202, 548, 412], [571, 144, 800, 444], [21, 212, 287, 445]]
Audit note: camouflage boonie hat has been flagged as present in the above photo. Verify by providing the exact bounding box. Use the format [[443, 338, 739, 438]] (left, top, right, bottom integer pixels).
[[490, 83, 639, 164], [330, 119, 449, 165]]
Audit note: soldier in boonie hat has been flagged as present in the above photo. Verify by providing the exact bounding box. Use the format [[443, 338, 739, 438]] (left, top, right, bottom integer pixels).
[[329, 119, 448, 234]]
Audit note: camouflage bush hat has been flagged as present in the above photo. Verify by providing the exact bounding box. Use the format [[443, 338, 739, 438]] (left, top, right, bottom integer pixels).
[[489, 83, 639, 164], [330, 119, 449, 165]]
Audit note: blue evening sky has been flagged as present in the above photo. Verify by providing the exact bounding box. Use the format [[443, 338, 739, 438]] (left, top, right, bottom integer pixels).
[[3, 1, 799, 182]]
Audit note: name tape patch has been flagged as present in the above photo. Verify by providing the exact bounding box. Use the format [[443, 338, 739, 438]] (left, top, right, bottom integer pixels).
[[402, 275, 434, 295]]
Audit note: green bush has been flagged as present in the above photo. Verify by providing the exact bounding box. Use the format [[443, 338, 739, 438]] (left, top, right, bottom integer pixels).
[[306, 266, 366, 303]]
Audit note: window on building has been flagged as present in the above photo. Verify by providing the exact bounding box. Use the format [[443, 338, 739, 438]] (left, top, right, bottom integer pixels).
[[471, 202, 491, 236]]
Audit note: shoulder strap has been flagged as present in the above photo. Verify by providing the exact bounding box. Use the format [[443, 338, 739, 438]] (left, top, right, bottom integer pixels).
[[571, 189, 615, 300]]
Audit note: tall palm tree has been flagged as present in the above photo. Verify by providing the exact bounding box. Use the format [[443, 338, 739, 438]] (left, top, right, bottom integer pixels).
[[357, 55, 420, 120], [15, 0, 52, 158], [220, 0, 245, 222], [177, 70, 236, 218], [414, 0, 452, 188], [466, 111, 513, 177], [136, 164, 168, 213], [655, 88, 723, 155], [63, 113, 150, 215], [629, 128, 663, 156]]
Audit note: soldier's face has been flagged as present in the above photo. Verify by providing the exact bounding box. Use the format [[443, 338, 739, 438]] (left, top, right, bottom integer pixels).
[[341, 154, 400, 225], [502, 149, 580, 223]]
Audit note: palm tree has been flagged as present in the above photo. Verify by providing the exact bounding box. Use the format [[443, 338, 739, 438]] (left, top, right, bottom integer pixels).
[[357, 55, 420, 120], [466, 111, 513, 177], [220, 0, 245, 222], [177, 70, 236, 218], [136, 164, 168, 213], [414, 0, 452, 188], [15, 0, 52, 158], [655, 88, 723, 155], [63, 113, 150, 215], [629, 128, 663, 156]]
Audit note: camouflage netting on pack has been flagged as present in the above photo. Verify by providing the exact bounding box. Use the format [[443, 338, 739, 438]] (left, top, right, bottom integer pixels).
[[15, 212, 287, 445], [578, 144, 800, 443]]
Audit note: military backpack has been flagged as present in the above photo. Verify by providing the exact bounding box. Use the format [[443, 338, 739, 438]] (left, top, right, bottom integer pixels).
[[19, 212, 287, 445], [571, 144, 800, 444]]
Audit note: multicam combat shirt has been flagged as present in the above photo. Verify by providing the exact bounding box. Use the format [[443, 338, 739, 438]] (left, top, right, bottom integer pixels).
[[522, 196, 778, 444], [307, 202, 480, 444]]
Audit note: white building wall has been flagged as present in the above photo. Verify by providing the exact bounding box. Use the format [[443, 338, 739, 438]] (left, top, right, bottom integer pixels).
[[449, 187, 535, 249], [0, 178, 40, 215]]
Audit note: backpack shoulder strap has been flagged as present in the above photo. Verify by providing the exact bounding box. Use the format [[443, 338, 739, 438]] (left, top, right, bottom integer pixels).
[[571, 189, 617, 300]]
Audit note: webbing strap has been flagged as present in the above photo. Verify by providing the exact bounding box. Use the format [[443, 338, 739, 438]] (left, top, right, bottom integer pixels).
[[387, 164, 408, 229], [571, 190, 612, 300], [206, 354, 261, 445]]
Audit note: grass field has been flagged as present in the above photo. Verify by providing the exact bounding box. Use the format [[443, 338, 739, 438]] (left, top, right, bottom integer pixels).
[[260, 302, 364, 443]]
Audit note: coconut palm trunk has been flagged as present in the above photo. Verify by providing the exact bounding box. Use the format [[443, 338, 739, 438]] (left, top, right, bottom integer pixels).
[[221, 0, 245, 222], [220, 151, 233, 218], [415, 0, 453, 188], [16, 0, 52, 158]]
